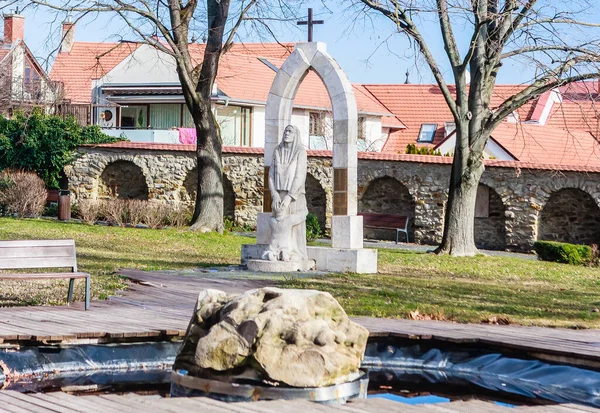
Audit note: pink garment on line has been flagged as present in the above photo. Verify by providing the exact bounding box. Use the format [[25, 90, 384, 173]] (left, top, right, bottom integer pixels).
[[178, 128, 197, 144]]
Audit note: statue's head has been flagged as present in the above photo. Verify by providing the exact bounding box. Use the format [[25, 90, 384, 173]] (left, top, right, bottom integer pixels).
[[283, 125, 299, 144]]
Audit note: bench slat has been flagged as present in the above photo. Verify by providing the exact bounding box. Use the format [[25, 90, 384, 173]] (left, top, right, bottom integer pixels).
[[0, 272, 89, 280], [0, 246, 75, 259], [0, 239, 75, 248], [0, 257, 76, 270], [360, 213, 407, 228]]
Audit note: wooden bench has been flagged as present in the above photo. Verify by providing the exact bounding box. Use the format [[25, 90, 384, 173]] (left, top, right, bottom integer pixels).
[[359, 213, 411, 243], [0, 239, 90, 310]]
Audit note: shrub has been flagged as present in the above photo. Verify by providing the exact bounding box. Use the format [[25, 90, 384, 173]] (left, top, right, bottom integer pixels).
[[306, 213, 322, 241], [590, 244, 599, 267], [534, 240, 592, 265], [0, 170, 47, 218], [126, 199, 146, 226], [166, 203, 193, 227], [103, 199, 128, 226], [143, 202, 167, 229], [0, 110, 122, 189], [44, 203, 59, 217], [77, 199, 101, 225], [405, 143, 442, 156]]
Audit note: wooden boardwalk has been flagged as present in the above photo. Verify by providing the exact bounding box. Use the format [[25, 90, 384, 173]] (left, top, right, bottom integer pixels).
[[1, 391, 598, 413], [0, 269, 599, 370]]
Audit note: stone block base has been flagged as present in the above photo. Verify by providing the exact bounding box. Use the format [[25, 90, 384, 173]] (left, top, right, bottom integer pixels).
[[242, 244, 377, 274], [247, 259, 316, 272], [241, 244, 267, 266], [331, 215, 363, 249], [306, 246, 377, 274]]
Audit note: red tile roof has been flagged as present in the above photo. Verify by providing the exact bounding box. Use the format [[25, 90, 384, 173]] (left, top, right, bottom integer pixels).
[[363, 84, 536, 153], [216, 54, 395, 116], [51, 42, 398, 118], [490, 123, 600, 167], [51, 42, 141, 104], [84, 141, 600, 173], [51, 42, 294, 104], [545, 100, 600, 138]]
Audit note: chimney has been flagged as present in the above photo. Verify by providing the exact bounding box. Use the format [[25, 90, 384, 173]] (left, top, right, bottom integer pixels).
[[60, 17, 75, 53], [3, 13, 25, 45]]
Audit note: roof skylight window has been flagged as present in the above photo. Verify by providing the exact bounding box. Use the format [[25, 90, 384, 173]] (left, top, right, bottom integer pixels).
[[417, 123, 437, 143]]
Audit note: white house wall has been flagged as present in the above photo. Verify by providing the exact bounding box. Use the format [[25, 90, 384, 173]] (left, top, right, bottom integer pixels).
[[291, 108, 310, 147], [364, 116, 384, 151], [251, 106, 266, 148], [10, 46, 24, 100], [100, 44, 179, 85]]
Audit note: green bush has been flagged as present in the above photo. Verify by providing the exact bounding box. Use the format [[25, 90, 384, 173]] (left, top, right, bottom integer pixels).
[[306, 213, 322, 241], [0, 109, 122, 189], [534, 240, 592, 265], [405, 143, 442, 156], [223, 216, 253, 232]]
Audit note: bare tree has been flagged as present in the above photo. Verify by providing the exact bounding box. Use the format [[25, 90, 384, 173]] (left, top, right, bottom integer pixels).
[[355, 0, 600, 256], [30, 0, 300, 232]]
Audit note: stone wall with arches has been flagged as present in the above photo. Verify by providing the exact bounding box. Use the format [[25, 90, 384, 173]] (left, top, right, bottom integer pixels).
[[69, 145, 600, 251]]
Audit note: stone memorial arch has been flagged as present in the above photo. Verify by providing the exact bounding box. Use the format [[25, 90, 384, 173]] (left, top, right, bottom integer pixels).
[[247, 42, 377, 274]]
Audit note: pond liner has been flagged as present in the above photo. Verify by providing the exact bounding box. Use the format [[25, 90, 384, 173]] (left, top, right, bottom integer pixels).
[[0, 342, 180, 392], [363, 342, 600, 408], [1, 339, 599, 408]]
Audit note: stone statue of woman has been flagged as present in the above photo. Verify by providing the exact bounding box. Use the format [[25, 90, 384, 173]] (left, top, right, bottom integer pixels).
[[262, 125, 308, 262]]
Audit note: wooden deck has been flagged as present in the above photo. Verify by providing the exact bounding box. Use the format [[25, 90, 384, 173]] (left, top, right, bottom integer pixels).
[[0, 268, 599, 370], [1, 391, 598, 413]]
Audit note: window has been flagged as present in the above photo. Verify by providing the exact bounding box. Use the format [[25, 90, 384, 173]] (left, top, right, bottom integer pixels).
[[149, 104, 181, 129], [475, 185, 490, 218], [309, 112, 325, 136], [217, 105, 251, 147], [417, 123, 437, 143], [182, 105, 194, 128], [357, 116, 366, 141], [444, 122, 455, 137], [121, 106, 147, 128]]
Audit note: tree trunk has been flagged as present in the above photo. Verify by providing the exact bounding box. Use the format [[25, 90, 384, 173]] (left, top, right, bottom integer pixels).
[[189, 99, 224, 233], [436, 143, 484, 257], [187, 0, 230, 233]]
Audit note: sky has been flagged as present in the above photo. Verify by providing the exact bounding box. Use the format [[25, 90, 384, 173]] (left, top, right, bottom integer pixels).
[[8, 1, 600, 86]]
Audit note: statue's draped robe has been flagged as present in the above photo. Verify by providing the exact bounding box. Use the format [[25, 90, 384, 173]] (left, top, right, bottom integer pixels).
[[268, 134, 308, 261]]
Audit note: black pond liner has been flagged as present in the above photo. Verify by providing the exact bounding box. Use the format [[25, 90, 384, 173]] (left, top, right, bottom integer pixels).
[[362, 342, 600, 408], [0, 340, 599, 408], [0, 342, 179, 392]]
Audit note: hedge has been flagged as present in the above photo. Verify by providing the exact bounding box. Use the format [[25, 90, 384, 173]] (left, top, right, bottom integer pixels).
[[533, 240, 592, 265], [0, 109, 122, 189]]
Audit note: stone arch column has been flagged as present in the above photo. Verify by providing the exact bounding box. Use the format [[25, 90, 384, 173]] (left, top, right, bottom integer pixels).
[[262, 42, 360, 249]]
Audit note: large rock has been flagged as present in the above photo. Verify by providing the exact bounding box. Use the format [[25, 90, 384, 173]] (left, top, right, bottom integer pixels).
[[174, 287, 369, 387]]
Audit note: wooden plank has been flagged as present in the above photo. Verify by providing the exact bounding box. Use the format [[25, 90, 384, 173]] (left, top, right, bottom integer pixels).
[[0, 257, 75, 270], [20, 393, 91, 413], [96, 394, 172, 413], [0, 392, 42, 413], [0, 245, 74, 259], [0, 239, 75, 248], [37, 392, 122, 413], [51, 392, 139, 413], [0, 272, 89, 280], [0, 391, 77, 413], [157, 396, 238, 413]]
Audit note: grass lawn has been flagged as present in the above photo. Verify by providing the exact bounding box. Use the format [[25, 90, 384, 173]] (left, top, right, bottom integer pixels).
[[1, 217, 599, 328]]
